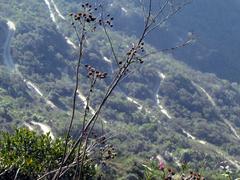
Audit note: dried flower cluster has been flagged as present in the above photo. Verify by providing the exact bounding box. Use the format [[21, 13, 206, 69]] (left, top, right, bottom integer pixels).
[[69, 2, 99, 33], [99, 13, 114, 28], [100, 144, 117, 160], [127, 42, 145, 56], [69, 2, 114, 33], [181, 171, 205, 180], [85, 64, 107, 79], [126, 42, 145, 64], [164, 167, 176, 179], [70, 3, 97, 22]]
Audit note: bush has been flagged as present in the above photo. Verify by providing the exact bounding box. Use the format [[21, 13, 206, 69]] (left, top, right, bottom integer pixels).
[[0, 128, 74, 179]]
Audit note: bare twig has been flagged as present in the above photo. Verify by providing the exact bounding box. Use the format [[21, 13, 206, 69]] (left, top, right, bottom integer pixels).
[[53, 15, 86, 180], [0, 165, 13, 177], [139, 0, 147, 23], [100, 5, 120, 67], [144, 0, 192, 37], [141, 37, 194, 59], [37, 162, 78, 180], [75, 76, 97, 179], [13, 168, 20, 180]]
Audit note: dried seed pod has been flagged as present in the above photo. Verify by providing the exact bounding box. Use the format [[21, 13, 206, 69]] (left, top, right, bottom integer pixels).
[[88, 72, 93, 76]]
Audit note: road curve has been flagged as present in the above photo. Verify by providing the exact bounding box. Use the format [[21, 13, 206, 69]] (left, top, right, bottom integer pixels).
[[3, 20, 16, 69]]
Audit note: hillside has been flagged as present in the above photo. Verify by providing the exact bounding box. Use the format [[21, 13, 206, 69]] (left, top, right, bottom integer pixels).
[[102, 0, 240, 82], [0, 0, 240, 178]]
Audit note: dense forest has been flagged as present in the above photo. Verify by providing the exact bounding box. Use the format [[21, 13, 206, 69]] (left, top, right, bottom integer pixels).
[[0, 0, 240, 179]]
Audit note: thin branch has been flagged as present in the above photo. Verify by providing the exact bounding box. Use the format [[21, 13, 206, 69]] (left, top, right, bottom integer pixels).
[[37, 162, 78, 180], [151, 0, 170, 24], [100, 5, 120, 67], [145, 0, 192, 37], [141, 37, 194, 59], [139, 0, 147, 23], [0, 165, 13, 177], [147, 0, 152, 26], [53, 17, 86, 180], [57, 133, 116, 179], [57, 66, 125, 170], [76, 77, 97, 179], [13, 168, 20, 180], [103, 26, 120, 67]]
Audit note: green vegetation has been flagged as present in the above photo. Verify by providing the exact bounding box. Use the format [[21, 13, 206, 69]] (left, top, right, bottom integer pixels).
[[0, 128, 99, 179], [0, 0, 240, 179], [0, 128, 71, 179]]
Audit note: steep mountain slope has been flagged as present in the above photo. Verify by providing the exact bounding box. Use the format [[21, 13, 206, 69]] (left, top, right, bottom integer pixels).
[[166, 0, 240, 82], [0, 0, 240, 178], [92, 0, 240, 82]]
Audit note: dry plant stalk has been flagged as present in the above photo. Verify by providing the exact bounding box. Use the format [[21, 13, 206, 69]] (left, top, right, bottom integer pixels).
[[45, 1, 192, 179]]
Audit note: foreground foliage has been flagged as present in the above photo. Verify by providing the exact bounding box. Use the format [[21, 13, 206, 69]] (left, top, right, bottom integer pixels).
[[0, 128, 79, 179], [0, 128, 116, 179], [142, 158, 240, 180]]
